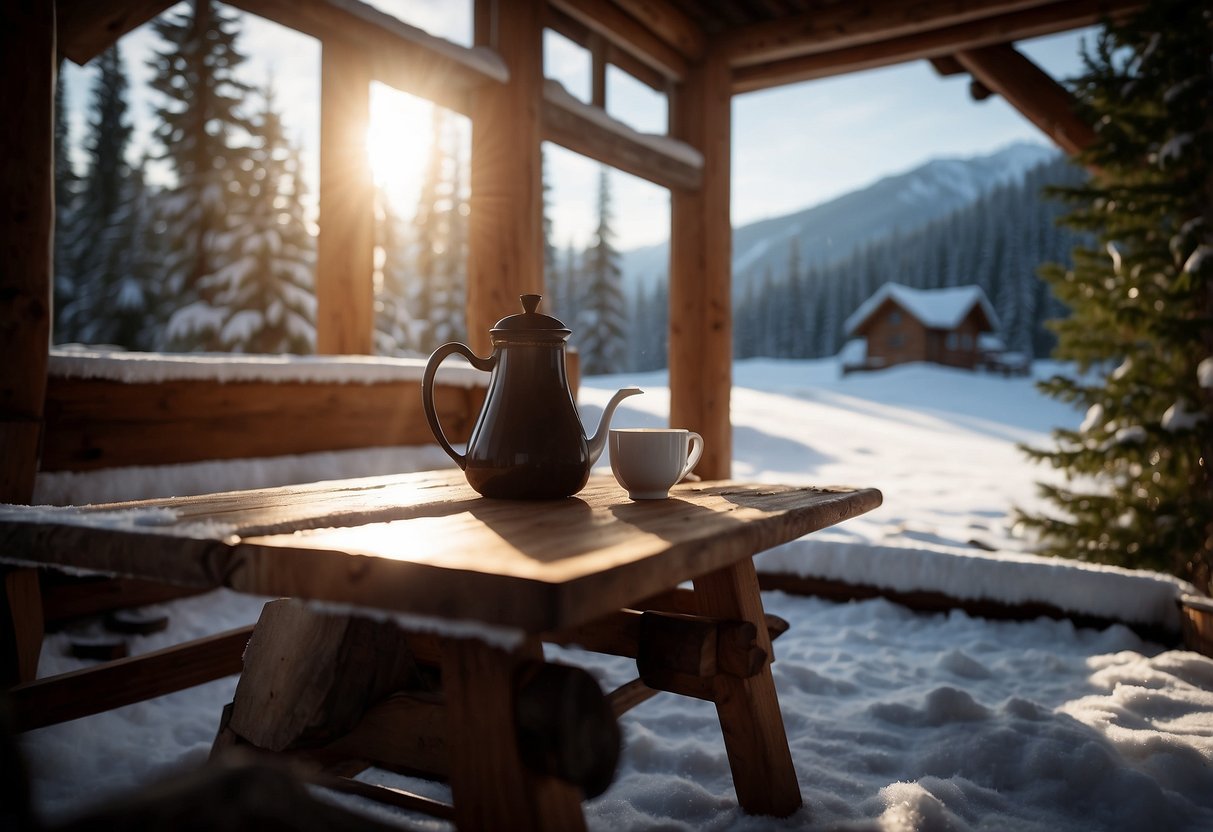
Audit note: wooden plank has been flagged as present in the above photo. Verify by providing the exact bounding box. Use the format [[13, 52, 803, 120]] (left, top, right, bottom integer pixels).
[[441, 637, 586, 831], [40, 375, 484, 471], [955, 43, 1096, 155], [1, 0, 53, 505], [317, 38, 375, 355], [56, 0, 176, 64], [0, 474, 882, 633], [467, 0, 546, 354], [545, 5, 669, 93], [549, 0, 688, 81], [541, 85, 703, 191], [723, 0, 1056, 68], [230, 0, 507, 116], [611, 0, 705, 60], [669, 47, 732, 479], [2, 569, 43, 686], [732, 0, 1144, 94], [10, 626, 254, 732], [40, 575, 205, 624], [693, 557, 801, 816]]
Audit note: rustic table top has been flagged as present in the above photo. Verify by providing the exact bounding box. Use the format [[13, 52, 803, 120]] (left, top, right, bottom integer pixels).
[[1, 470, 881, 632]]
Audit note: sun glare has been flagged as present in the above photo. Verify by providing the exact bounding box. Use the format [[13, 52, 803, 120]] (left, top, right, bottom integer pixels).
[[367, 83, 435, 215]]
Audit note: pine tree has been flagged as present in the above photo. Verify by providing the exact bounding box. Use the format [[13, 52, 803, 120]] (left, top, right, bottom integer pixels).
[[187, 82, 316, 354], [1017, 0, 1213, 594], [53, 63, 82, 343], [409, 108, 467, 352], [374, 191, 415, 355], [578, 168, 626, 375], [60, 44, 153, 349], [150, 0, 253, 350]]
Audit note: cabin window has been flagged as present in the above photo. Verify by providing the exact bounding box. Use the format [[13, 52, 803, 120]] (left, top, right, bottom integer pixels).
[[889, 311, 902, 326], [888, 334, 905, 348], [946, 333, 958, 350]]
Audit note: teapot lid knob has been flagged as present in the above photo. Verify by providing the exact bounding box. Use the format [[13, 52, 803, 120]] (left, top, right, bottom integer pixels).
[[521, 294, 541, 314]]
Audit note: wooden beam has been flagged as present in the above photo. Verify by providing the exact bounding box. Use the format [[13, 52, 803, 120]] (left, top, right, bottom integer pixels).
[[10, 626, 254, 732], [316, 38, 374, 355], [1, 569, 43, 686], [40, 374, 483, 471], [1, 0, 54, 505], [56, 0, 175, 64], [467, 0, 546, 354], [610, 0, 705, 60], [724, 0, 1056, 68], [545, 5, 668, 92], [670, 48, 732, 480], [955, 43, 1096, 155], [590, 32, 607, 107], [541, 85, 703, 192], [229, 0, 507, 116], [929, 55, 967, 76], [732, 0, 1143, 94], [549, 0, 688, 81]]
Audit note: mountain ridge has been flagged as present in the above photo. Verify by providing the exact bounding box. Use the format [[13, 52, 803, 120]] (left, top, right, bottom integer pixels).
[[620, 141, 1059, 296]]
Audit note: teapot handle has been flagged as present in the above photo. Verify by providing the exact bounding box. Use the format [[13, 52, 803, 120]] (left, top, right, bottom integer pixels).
[[423, 342, 495, 470]]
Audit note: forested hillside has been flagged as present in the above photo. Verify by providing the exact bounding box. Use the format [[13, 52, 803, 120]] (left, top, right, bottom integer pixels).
[[722, 156, 1089, 365]]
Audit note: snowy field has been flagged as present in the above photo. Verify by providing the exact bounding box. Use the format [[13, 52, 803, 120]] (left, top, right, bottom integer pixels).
[[18, 358, 1213, 830]]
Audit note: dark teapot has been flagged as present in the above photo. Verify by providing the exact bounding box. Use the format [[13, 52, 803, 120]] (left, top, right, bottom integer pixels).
[[422, 294, 641, 499]]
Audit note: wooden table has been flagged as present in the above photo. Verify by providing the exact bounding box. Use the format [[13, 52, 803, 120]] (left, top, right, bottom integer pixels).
[[1, 470, 881, 830]]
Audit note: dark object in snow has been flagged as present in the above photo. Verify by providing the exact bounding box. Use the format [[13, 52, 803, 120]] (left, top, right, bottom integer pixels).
[[105, 608, 170, 635], [68, 636, 128, 661]]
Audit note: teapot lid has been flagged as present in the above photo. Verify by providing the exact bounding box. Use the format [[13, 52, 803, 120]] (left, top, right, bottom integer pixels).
[[491, 294, 571, 337]]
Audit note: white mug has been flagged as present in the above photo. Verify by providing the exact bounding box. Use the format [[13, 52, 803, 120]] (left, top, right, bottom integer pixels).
[[609, 428, 704, 500]]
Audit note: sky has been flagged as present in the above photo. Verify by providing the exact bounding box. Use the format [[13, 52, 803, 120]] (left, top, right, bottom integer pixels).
[[60, 1, 1097, 251], [19, 357, 1213, 829]]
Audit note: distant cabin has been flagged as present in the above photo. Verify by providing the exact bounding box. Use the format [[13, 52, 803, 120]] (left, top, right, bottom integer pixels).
[[843, 283, 1000, 372]]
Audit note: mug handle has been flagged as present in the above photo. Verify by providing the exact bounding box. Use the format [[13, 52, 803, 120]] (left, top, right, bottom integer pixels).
[[422, 342, 494, 470], [679, 431, 704, 482]]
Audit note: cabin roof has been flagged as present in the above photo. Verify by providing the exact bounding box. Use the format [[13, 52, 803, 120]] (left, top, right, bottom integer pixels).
[[845, 282, 1000, 335]]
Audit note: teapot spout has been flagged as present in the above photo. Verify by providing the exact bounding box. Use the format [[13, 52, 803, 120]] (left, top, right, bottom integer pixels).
[[587, 387, 643, 465]]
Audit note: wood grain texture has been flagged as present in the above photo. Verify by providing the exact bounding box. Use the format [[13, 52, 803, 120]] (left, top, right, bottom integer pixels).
[[0, 472, 882, 634], [723, 0, 1056, 67], [550, 0, 688, 80], [317, 38, 375, 355], [541, 86, 703, 191], [40, 375, 484, 471], [2, 569, 43, 685], [229, 599, 424, 752], [732, 0, 1144, 93], [441, 637, 586, 831], [1, 0, 53, 505], [467, 0, 546, 355], [10, 626, 253, 731], [669, 47, 733, 479], [693, 557, 801, 817]]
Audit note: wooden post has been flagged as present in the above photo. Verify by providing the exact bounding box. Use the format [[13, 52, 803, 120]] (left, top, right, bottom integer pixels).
[[467, 0, 545, 354], [317, 37, 374, 355], [1, 0, 54, 504], [2, 569, 43, 687], [669, 46, 732, 479], [441, 636, 587, 832], [693, 558, 802, 817]]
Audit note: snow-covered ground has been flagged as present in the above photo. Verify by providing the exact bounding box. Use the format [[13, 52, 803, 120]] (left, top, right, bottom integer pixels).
[[17, 358, 1213, 830]]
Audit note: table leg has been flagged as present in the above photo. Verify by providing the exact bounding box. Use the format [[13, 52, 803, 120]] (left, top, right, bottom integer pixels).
[[693, 558, 802, 817], [440, 636, 587, 832], [2, 568, 42, 686]]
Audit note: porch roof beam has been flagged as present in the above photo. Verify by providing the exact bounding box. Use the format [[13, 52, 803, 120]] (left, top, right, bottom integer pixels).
[[545, 5, 669, 93], [548, 0, 690, 82], [732, 0, 1143, 94], [955, 43, 1096, 155], [723, 0, 1057, 68]]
